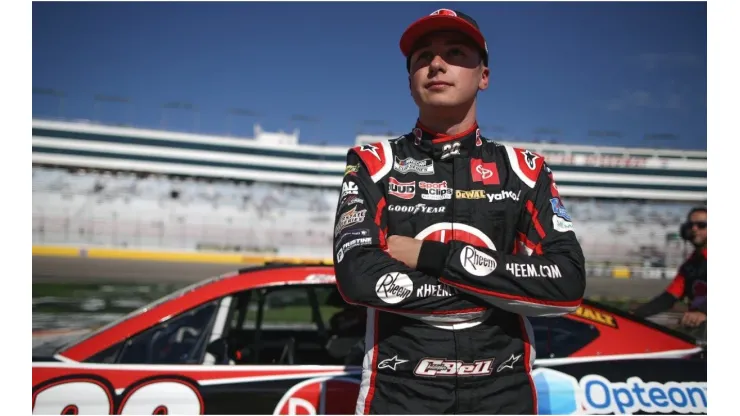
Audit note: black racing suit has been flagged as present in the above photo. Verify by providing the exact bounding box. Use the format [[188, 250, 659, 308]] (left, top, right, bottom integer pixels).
[[634, 248, 706, 340], [332, 122, 586, 414]]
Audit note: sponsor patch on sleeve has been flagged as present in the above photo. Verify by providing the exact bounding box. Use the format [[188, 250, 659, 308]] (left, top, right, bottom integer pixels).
[[552, 215, 574, 232], [550, 198, 572, 221], [460, 245, 497, 276], [375, 272, 414, 304], [504, 146, 544, 188], [351, 141, 393, 183]]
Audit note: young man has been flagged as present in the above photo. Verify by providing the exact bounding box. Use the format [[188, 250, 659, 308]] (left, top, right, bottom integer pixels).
[[634, 207, 707, 338], [332, 9, 586, 414]]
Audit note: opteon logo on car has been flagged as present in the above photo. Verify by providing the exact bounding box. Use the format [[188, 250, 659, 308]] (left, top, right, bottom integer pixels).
[[460, 245, 497, 276], [375, 272, 413, 304], [414, 358, 495, 377], [393, 156, 435, 175], [388, 177, 416, 199], [532, 368, 707, 415], [419, 180, 452, 200]]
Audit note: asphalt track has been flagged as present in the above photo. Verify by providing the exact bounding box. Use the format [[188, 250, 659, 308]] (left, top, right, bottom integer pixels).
[[32, 256, 670, 299]]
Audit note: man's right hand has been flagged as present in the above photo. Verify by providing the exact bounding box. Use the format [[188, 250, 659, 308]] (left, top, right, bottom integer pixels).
[[386, 235, 424, 269], [680, 311, 706, 327]]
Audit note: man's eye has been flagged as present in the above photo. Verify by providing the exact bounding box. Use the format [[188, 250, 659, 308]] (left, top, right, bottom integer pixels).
[[448, 48, 465, 57], [416, 51, 433, 62]]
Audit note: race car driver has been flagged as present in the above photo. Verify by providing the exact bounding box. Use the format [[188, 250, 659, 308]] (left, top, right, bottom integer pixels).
[[634, 207, 707, 340], [332, 8, 586, 415]]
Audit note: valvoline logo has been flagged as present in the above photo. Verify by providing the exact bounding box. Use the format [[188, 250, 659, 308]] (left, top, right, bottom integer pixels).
[[532, 368, 707, 414]]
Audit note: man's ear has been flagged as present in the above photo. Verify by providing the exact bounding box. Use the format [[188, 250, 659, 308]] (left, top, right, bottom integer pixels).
[[478, 66, 490, 91]]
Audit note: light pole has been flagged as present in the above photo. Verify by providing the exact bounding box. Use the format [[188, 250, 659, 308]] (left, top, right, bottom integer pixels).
[[93, 94, 132, 126], [290, 114, 321, 143], [643, 133, 679, 149], [32, 87, 66, 119], [533, 127, 563, 144], [226, 108, 260, 136], [161, 101, 199, 132]]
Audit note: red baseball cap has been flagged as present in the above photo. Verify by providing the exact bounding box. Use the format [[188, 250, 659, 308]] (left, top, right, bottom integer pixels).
[[400, 9, 489, 69]]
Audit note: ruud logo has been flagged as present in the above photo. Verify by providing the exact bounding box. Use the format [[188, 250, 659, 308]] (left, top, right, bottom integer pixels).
[[460, 246, 497, 277], [388, 177, 416, 199]]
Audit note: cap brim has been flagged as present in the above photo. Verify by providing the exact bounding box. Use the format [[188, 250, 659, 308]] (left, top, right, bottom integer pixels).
[[400, 15, 487, 58]]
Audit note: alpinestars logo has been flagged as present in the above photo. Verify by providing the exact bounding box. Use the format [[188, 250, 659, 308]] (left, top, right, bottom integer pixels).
[[378, 355, 408, 371], [496, 353, 522, 373], [360, 144, 381, 160], [522, 150, 539, 170]]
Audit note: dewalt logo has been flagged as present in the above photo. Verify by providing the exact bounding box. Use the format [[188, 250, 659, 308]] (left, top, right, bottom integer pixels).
[[455, 189, 486, 199]]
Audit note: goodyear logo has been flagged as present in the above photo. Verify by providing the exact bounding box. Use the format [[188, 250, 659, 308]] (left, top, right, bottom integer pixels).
[[573, 306, 617, 328]]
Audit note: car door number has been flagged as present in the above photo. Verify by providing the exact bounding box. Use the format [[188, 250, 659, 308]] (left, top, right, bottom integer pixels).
[[33, 377, 203, 415]]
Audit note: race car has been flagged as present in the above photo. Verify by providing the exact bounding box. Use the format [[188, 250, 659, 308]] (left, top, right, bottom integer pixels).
[[32, 263, 707, 415]]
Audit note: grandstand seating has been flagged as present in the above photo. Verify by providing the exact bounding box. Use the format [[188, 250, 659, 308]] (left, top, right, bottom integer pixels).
[[32, 166, 699, 267]]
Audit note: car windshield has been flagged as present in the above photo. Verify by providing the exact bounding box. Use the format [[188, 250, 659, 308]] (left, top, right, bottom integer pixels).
[[55, 271, 239, 354]]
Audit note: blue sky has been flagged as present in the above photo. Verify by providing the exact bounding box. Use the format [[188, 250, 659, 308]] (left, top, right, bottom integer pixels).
[[32, 2, 707, 150]]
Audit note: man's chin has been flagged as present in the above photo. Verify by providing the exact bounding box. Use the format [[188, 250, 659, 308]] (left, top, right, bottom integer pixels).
[[421, 98, 464, 109], [691, 238, 706, 248]]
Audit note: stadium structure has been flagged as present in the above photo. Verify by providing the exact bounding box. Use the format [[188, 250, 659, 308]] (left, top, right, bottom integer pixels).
[[31, 118, 707, 280]]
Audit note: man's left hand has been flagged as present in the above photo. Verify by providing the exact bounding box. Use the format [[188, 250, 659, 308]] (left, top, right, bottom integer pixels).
[[680, 311, 706, 327], [387, 235, 423, 269]]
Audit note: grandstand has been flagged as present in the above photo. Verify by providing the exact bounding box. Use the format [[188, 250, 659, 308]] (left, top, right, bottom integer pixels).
[[32, 118, 706, 277]]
